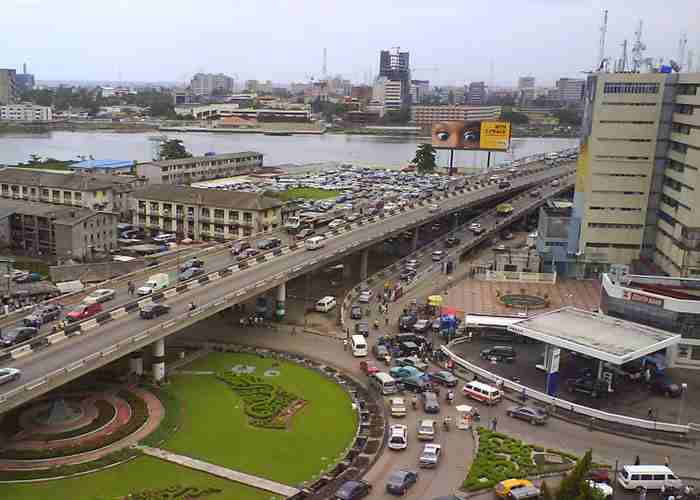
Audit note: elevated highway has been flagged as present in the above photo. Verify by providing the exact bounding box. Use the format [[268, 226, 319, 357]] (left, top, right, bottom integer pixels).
[[0, 161, 575, 414]]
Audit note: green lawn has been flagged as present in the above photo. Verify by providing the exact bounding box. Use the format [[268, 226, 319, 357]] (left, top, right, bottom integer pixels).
[[166, 352, 357, 486], [269, 187, 340, 202], [0, 456, 272, 500]]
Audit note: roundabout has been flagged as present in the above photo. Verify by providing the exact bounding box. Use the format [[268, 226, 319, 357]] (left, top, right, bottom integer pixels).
[[499, 293, 547, 310]]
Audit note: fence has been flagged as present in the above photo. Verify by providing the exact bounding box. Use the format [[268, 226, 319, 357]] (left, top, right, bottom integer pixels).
[[483, 270, 558, 284]]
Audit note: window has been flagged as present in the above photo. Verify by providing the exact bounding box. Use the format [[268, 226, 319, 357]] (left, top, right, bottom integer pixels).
[[603, 82, 659, 94], [677, 84, 699, 96], [229, 210, 239, 220]]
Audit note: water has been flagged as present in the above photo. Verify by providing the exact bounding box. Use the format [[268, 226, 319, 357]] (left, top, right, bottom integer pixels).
[[0, 131, 577, 168]]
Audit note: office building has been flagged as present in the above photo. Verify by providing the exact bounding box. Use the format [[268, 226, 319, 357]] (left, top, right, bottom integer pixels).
[[0, 69, 18, 105], [410, 105, 502, 127], [556, 78, 585, 104], [136, 152, 263, 185], [132, 185, 282, 240], [518, 76, 536, 103], [382, 79, 404, 111], [467, 82, 487, 105], [379, 48, 410, 81], [15, 64, 35, 92], [0, 167, 138, 219], [190, 73, 235, 96], [0, 102, 52, 121], [410, 80, 430, 104], [0, 199, 118, 260]]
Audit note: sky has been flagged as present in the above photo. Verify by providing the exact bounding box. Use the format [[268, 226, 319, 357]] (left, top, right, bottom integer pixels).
[[2, 0, 699, 87]]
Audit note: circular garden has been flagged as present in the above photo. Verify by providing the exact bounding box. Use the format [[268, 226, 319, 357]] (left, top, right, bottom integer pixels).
[[499, 293, 548, 309]]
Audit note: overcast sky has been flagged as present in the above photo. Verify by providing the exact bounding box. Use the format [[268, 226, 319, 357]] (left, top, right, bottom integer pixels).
[[2, 0, 699, 87]]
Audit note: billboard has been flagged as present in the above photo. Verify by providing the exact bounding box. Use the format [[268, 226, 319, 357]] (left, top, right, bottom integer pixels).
[[431, 120, 511, 151]]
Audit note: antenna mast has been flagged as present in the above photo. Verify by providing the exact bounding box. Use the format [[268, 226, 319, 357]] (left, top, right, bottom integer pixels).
[[322, 48, 328, 78], [688, 49, 695, 73], [631, 20, 646, 73], [598, 10, 608, 71], [677, 34, 688, 71], [617, 40, 628, 72]]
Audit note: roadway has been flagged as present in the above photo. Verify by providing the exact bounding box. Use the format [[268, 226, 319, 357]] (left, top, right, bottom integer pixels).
[[0, 162, 574, 413]]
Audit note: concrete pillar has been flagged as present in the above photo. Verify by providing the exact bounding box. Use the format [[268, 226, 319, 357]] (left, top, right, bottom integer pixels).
[[275, 282, 286, 320], [129, 352, 144, 376], [152, 338, 165, 382], [360, 250, 368, 281], [543, 345, 561, 396], [342, 262, 352, 280], [412, 228, 419, 251]]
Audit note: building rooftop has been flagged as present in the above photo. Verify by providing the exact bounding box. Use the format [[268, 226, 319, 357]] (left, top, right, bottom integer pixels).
[[0, 167, 136, 191], [144, 151, 262, 168], [71, 159, 134, 170], [133, 184, 282, 211], [0, 198, 103, 226], [509, 306, 680, 365]]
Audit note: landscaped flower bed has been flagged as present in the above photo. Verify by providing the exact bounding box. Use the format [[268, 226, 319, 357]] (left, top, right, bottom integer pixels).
[[217, 372, 305, 429], [123, 485, 222, 499]]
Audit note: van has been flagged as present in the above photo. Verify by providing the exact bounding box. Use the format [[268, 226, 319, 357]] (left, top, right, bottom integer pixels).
[[350, 334, 368, 357], [305, 236, 326, 250], [315, 296, 336, 313], [370, 372, 397, 395], [137, 273, 170, 296], [462, 380, 502, 405], [617, 465, 682, 491]]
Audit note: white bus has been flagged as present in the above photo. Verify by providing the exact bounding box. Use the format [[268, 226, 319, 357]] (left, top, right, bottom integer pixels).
[[350, 334, 368, 357], [370, 372, 398, 395], [305, 236, 326, 250]]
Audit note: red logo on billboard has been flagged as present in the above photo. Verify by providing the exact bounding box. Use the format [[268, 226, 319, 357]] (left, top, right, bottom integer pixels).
[[623, 290, 664, 308]]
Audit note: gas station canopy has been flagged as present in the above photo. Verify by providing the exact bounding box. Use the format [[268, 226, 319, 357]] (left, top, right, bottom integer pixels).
[[508, 307, 681, 365]]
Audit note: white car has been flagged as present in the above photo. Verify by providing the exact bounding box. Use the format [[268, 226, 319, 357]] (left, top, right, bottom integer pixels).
[[431, 250, 445, 262], [358, 290, 373, 303], [388, 424, 408, 450], [417, 419, 436, 441], [328, 219, 346, 229], [428, 204, 439, 212], [153, 233, 176, 243], [84, 288, 116, 304], [587, 481, 612, 499], [405, 259, 419, 270], [0, 367, 21, 386], [390, 397, 407, 418], [419, 443, 442, 468], [469, 222, 483, 234]]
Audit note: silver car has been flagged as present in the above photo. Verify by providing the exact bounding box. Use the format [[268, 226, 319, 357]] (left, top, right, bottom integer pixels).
[[419, 443, 442, 468], [0, 367, 21, 385]]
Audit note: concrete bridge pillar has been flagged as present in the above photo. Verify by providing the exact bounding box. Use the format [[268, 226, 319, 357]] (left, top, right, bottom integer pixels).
[[152, 338, 165, 383], [412, 228, 420, 251], [129, 352, 144, 376], [360, 249, 368, 281], [276, 282, 286, 320]]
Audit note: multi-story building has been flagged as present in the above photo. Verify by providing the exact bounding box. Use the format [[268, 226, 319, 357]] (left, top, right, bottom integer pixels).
[[518, 76, 536, 103], [136, 152, 262, 185], [131, 185, 282, 240], [0, 167, 138, 219], [0, 102, 52, 121], [0, 69, 18, 105], [15, 64, 35, 93], [382, 79, 404, 111], [378, 47, 411, 108], [190, 73, 235, 96], [410, 105, 502, 127], [467, 82, 487, 105], [556, 78, 585, 104], [409, 80, 430, 104], [0, 199, 118, 260]]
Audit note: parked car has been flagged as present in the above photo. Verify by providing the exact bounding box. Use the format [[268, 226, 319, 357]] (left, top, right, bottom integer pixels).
[[419, 443, 442, 468], [395, 333, 427, 347], [412, 319, 430, 334], [506, 405, 548, 425], [401, 375, 433, 393], [530, 189, 541, 197], [498, 181, 511, 189], [350, 305, 362, 320], [139, 303, 171, 319], [334, 480, 372, 500], [395, 356, 429, 372], [238, 248, 260, 260], [153, 233, 176, 243], [566, 377, 608, 398], [23, 304, 61, 327], [65, 303, 103, 323], [469, 222, 484, 234], [390, 366, 424, 380], [372, 344, 389, 361], [179, 267, 205, 281], [359, 360, 379, 376], [230, 241, 251, 256], [428, 203, 440, 212], [417, 419, 436, 441], [257, 238, 282, 250], [328, 219, 346, 229], [83, 288, 116, 304], [480, 345, 516, 363], [551, 179, 560, 187], [388, 424, 408, 450], [399, 269, 417, 281], [495, 479, 535, 499], [0, 327, 38, 347], [0, 367, 21, 385], [429, 370, 458, 387], [431, 250, 445, 261], [650, 376, 683, 397], [405, 259, 419, 270], [397, 341, 421, 357], [355, 321, 370, 337], [422, 391, 440, 413], [390, 397, 407, 417], [386, 470, 418, 496]]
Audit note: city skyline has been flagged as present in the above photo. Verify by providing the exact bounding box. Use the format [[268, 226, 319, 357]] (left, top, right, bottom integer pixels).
[[2, 0, 699, 86]]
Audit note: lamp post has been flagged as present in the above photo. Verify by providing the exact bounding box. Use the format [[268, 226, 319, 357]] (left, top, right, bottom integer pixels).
[[678, 383, 688, 424]]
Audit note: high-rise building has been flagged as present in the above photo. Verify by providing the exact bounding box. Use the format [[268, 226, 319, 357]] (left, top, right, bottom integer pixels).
[[467, 82, 487, 105], [190, 73, 235, 96], [0, 69, 18, 105], [518, 76, 536, 103], [378, 48, 410, 108], [410, 80, 430, 104], [556, 78, 585, 104], [550, 71, 700, 278], [15, 63, 35, 93]]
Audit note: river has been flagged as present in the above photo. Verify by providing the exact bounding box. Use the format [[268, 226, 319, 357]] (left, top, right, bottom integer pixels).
[[0, 131, 578, 168]]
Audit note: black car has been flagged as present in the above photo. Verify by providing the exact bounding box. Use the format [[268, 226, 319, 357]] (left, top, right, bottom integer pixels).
[[350, 305, 362, 320], [386, 469, 418, 496], [399, 269, 417, 281], [397, 341, 420, 357], [395, 333, 427, 347], [257, 238, 282, 250], [428, 370, 458, 387], [178, 267, 205, 281], [498, 181, 511, 189], [566, 377, 608, 398], [372, 344, 389, 360], [445, 236, 461, 248], [0, 327, 38, 347], [180, 258, 204, 271], [139, 304, 172, 319], [398, 315, 417, 332], [335, 480, 372, 500], [650, 377, 682, 397], [355, 321, 370, 337], [401, 376, 433, 393], [23, 304, 62, 327], [297, 228, 315, 239], [480, 345, 516, 363]]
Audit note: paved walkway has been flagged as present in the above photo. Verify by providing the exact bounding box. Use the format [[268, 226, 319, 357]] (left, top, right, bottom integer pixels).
[[137, 445, 300, 498]]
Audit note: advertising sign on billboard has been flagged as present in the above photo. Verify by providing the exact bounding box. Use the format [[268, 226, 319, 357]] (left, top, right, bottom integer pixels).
[[431, 120, 511, 151]]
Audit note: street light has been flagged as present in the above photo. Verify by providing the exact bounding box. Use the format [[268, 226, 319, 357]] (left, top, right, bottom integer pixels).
[[678, 383, 688, 424]]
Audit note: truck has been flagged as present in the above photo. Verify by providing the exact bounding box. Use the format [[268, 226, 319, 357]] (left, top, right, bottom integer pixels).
[[137, 272, 170, 295]]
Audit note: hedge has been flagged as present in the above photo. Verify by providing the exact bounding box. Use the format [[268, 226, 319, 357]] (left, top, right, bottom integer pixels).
[[121, 485, 222, 499]]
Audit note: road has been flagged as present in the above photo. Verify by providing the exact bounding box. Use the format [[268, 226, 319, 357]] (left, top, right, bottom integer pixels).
[[0, 163, 573, 413]]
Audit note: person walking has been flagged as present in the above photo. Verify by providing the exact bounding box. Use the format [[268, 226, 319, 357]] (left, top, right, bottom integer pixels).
[[634, 455, 641, 465], [664, 456, 670, 467], [343, 339, 348, 351], [647, 408, 654, 420], [638, 486, 646, 500], [491, 417, 498, 432]]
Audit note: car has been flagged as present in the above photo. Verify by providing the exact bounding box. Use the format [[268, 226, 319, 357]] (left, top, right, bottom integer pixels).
[[429, 370, 458, 387], [178, 266, 205, 281], [445, 236, 460, 247], [566, 377, 608, 398], [386, 470, 418, 496], [256, 238, 282, 250], [139, 303, 172, 319], [422, 391, 440, 413], [401, 375, 433, 393], [469, 222, 484, 234], [431, 223, 441, 231], [480, 345, 516, 362], [350, 305, 362, 320], [84, 288, 116, 304], [390, 366, 424, 380], [586, 468, 610, 484], [395, 333, 427, 347], [498, 181, 511, 189], [355, 321, 370, 337], [65, 302, 103, 323], [507, 485, 542, 499], [412, 319, 430, 334], [506, 405, 548, 425], [297, 228, 315, 239], [431, 318, 441, 332], [0, 327, 38, 347], [587, 481, 613, 499], [230, 241, 251, 255], [359, 360, 380, 375], [388, 424, 408, 450], [530, 189, 541, 197], [500, 231, 514, 240], [399, 268, 417, 281], [390, 397, 407, 417], [428, 203, 440, 212], [238, 248, 260, 260], [396, 341, 421, 357], [395, 356, 429, 372], [358, 290, 373, 303], [0, 367, 21, 386], [328, 219, 346, 229], [23, 304, 62, 327], [399, 314, 418, 332], [650, 376, 683, 397], [334, 480, 372, 500], [346, 213, 360, 222], [495, 479, 535, 499], [419, 443, 442, 468], [405, 259, 419, 270], [372, 344, 389, 360], [551, 179, 560, 187], [152, 233, 176, 243], [417, 419, 436, 441], [180, 258, 204, 271]]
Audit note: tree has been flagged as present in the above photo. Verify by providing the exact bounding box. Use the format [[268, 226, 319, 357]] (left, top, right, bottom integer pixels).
[[501, 110, 529, 125], [411, 143, 437, 174], [554, 450, 605, 500], [541, 481, 555, 500], [159, 139, 192, 160], [553, 107, 583, 126]]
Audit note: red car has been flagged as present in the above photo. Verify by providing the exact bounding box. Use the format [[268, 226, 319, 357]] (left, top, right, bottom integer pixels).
[[360, 361, 380, 376], [65, 302, 103, 323]]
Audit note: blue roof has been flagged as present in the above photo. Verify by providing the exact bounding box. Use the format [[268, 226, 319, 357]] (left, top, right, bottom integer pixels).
[[71, 159, 134, 170]]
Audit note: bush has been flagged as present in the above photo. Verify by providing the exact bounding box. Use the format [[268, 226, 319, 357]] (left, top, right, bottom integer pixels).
[[32, 400, 116, 441], [124, 485, 222, 500]]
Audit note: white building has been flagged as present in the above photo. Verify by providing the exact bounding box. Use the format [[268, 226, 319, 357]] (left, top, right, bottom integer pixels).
[[555, 78, 585, 104], [190, 73, 235, 96], [0, 102, 52, 121]]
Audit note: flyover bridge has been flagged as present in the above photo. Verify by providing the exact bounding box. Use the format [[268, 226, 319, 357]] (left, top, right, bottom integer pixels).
[[0, 161, 575, 414]]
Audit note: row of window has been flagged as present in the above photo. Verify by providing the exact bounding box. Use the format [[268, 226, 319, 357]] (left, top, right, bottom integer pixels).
[[597, 137, 652, 143], [603, 82, 660, 94], [596, 155, 650, 161], [664, 176, 694, 192], [586, 242, 640, 249], [587, 223, 643, 229], [589, 206, 641, 212], [677, 84, 700, 96], [601, 102, 657, 107], [675, 104, 696, 115], [598, 120, 654, 125], [1, 185, 84, 202], [667, 159, 698, 173], [592, 190, 645, 195], [593, 173, 647, 178]]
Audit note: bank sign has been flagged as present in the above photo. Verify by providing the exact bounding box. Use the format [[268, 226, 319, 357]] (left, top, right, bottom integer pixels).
[[623, 290, 664, 308]]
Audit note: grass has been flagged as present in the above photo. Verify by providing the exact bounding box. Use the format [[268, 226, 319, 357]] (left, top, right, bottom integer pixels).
[[268, 187, 340, 202], [0, 456, 272, 500], [165, 352, 357, 486], [140, 386, 182, 447], [13, 258, 51, 277]]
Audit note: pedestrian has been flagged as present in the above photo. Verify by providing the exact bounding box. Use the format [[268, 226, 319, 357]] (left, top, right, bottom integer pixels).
[[291, 327, 296, 336], [638, 486, 646, 500], [634, 455, 640, 465], [647, 408, 654, 420], [343, 339, 348, 351], [491, 417, 498, 432], [644, 368, 652, 384], [385, 316, 389, 326], [664, 456, 670, 467]]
